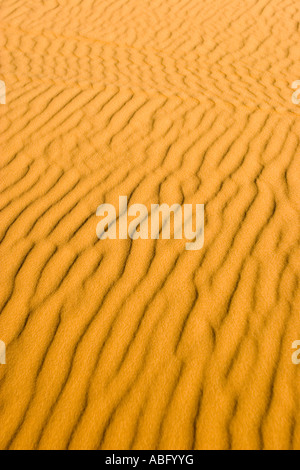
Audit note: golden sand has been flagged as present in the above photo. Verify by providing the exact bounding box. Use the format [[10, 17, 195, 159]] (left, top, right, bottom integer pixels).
[[0, 0, 300, 450]]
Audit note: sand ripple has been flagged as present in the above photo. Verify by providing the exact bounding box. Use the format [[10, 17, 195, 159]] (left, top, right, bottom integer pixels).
[[0, 0, 300, 450]]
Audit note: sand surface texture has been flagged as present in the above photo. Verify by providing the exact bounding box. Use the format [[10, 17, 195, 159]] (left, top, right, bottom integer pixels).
[[1, 0, 300, 450]]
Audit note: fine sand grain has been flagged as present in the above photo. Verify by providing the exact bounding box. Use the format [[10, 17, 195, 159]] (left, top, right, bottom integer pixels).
[[0, 0, 300, 450]]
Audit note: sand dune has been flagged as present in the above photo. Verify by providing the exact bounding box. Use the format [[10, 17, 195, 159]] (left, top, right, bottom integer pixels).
[[0, 0, 300, 450]]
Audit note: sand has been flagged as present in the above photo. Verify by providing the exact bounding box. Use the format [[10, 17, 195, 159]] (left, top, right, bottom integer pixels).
[[0, 0, 300, 450]]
